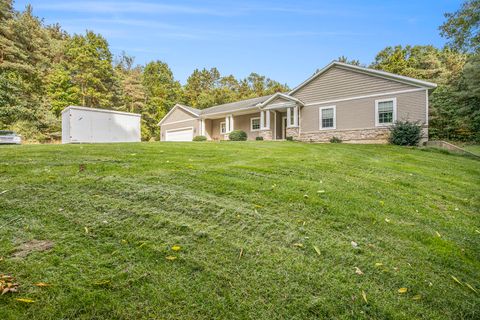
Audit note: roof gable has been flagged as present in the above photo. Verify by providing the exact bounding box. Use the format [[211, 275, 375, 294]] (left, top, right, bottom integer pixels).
[[290, 61, 436, 96], [158, 104, 200, 125], [259, 93, 304, 108]]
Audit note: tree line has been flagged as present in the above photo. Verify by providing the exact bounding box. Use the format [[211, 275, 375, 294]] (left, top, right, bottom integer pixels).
[[0, 0, 478, 142]]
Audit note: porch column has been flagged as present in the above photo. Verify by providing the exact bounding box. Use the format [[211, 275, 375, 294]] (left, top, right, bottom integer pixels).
[[286, 107, 291, 128], [260, 111, 265, 129], [293, 106, 299, 127], [225, 114, 234, 133], [265, 110, 270, 129], [200, 119, 205, 136]]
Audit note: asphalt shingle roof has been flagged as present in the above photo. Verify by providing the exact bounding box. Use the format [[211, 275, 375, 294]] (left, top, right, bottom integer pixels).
[[178, 94, 274, 117]]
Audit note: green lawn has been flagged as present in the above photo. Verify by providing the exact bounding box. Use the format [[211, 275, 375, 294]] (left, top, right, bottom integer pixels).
[[0, 142, 479, 319], [463, 144, 480, 156]]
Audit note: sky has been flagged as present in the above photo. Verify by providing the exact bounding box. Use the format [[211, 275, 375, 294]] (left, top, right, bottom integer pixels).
[[14, 0, 463, 87]]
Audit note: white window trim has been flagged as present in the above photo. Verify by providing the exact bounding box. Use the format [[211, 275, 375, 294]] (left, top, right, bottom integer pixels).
[[250, 117, 261, 132], [220, 121, 226, 134], [319, 105, 336, 130], [375, 98, 397, 127]]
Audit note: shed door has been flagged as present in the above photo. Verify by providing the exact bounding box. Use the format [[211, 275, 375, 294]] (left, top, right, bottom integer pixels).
[[165, 128, 193, 142]]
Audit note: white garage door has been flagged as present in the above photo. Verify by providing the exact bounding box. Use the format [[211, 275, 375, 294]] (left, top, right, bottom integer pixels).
[[165, 128, 193, 141]]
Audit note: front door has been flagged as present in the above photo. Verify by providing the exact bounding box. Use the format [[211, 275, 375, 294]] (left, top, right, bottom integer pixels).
[[282, 116, 287, 140]]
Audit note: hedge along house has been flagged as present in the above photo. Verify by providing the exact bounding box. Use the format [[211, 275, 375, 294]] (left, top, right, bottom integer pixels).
[[158, 61, 437, 143]]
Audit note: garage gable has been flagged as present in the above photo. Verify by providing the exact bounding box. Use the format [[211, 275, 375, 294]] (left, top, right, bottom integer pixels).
[[158, 104, 199, 126]]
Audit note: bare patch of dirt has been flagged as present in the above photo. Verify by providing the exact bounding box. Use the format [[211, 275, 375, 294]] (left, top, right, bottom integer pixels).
[[12, 240, 54, 258]]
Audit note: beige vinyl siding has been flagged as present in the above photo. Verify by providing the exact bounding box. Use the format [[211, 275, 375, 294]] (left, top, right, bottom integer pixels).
[[300, 90, 427, 132], [163, 107, 198, 123], [292, 66, 417, 104], [160, 119, 199, 141], [266, 96, 292, 105], [210, 113, 262, 140]]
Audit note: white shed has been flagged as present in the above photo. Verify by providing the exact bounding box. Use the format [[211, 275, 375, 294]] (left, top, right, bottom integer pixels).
[[61, 106, 141, 144]]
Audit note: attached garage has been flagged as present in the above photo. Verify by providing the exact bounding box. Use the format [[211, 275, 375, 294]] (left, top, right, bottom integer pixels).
[[158, 104, 201, 141], [165, 127, 194, 142]]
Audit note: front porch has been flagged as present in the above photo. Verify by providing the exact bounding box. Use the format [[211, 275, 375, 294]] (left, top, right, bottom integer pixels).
[[200, 93, 303, 141]]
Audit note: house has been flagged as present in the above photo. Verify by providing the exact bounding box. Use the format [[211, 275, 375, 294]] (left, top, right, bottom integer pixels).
[[158, 61, 436, 143]]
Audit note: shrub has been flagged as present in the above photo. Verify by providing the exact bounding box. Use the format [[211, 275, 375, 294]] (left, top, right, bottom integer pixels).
[[286, 136, 293, 141], [256, 136, 264, 141], [330, 136, 342, 143], [192, 135, 207, 141], [229, 130, 247, 141], [389, 121, 422, 146]]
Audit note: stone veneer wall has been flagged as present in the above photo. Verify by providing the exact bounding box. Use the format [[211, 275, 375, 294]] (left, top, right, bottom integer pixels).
[[286, 127, 300, 140], [298, 128, 390, 143], [259, 129, 273, 140]]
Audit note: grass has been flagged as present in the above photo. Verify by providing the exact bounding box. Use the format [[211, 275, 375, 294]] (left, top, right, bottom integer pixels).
[[463, 145, 480, 156], [0, 141, 479, 319]]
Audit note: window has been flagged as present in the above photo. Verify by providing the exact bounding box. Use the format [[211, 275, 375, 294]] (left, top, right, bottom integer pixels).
[[375, 98, 396, 126], [220, 122, 226, 134], [250, 117, 261, 131], [319, 106, 336, 130]]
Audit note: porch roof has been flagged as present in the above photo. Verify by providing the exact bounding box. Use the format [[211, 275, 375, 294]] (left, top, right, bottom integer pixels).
[[257, 92, 304, 109], [200, 94, 274, 116]]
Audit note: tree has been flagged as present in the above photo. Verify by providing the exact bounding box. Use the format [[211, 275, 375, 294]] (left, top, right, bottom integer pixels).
[[371, 45, 466, 84], [142, 60, 182, 139], [0, 3, 59, 140], [46, 65, 80, 116], [440, 0, 480, 53], [63, 31, 115, 108], [114, 53, 146, 114], [337, 56, 362, 66], [184, 67, 221, 108]]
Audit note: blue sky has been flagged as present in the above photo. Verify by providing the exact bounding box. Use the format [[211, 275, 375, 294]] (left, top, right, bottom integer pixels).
[[15, 0, 462, 87]]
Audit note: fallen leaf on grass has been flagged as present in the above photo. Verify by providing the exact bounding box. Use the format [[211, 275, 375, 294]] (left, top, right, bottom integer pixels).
[[94, 280, 110, 286], [317, 190, 325, 194], [84, 227, 89, 234], [171, 245, 181, 251], [293, 243, 304, 248], [354, 267, 364, 275], [465, 283, 478, 294], [1, 275, 19, 295], [165, 256, 177, 261], [375, 262, 383, 267], [313, 246, 321, 256], [412, 295, 422, 300], [451, 275, 462, 286], [385, 218, 390, 223], [34, 283, 49, 287], [351, 241, 359, 249], [361, 290, 368, 303], [398, 288, 408, 294], [15, 298, 35, 303]]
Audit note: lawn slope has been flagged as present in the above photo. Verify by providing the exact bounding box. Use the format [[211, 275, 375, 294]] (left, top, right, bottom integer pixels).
[[0, 142, 479, 319]]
